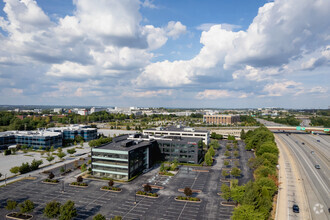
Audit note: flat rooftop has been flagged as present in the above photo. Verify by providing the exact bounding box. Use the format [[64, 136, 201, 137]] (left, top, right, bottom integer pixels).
[[144, 125, 208, 133], [0, 130, 62, 137], [47, 124, 97, 132], [95, 135, 154, 151]]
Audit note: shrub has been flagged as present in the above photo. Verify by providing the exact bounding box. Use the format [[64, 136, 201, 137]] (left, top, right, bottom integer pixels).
[[231, 167, 242, 177], [10, 166, 20, 174], [108, 179, 114, 187], [19, 162, 31, 174], [67, 148, 76, 155], [233, 151, 239, 158], [224, 160, 230, 166], [30, 159, 43, 170], [224, 150, 230, 157], [222, 170, 229, 177]]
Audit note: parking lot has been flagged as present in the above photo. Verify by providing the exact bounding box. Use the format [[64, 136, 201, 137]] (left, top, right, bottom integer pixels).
[[0, 142, 247, 219]]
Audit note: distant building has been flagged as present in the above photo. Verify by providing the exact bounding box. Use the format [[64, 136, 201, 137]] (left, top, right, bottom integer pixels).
[[203, 114, 240, 125], [77, 109, 88, 116], [90, 107, 107, 114], [143, 125, 210, 145], [0, 130, 62, 149], [53, 108, 63, 114]]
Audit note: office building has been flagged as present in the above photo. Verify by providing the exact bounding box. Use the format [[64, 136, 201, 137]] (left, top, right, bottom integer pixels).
[[91, 133, 203, 180], [203, 114, 240, 125], [47, 124, 97, 141], [0, 130, 62, 149], [143, 125, 210, 145], [91, 135, 159, 180]]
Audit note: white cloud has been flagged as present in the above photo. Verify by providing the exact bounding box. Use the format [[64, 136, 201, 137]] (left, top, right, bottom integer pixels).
[[142, 0, 157, 9], [196, 89, 250, 99], [122, 89, 173, 98], [262, 81, 302, 97], [196, 23, 241, 32], [166, 21, 187, 39]]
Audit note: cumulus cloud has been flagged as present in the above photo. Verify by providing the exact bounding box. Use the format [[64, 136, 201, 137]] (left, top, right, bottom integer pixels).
[[166, 21, 187, 39], [196, 23, 241, 32]]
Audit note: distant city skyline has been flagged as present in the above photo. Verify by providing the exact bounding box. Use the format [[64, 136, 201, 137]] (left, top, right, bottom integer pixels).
[[0, 0, 329, 108]]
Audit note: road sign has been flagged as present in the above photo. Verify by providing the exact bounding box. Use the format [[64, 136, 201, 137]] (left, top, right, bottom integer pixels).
[[296, 126, 301, 130], [324, 129, 330, 132], [301, 127, 305, 131]]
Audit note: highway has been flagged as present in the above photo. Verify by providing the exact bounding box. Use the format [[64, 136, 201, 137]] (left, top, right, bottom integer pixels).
[[277, 133, 330, 220]]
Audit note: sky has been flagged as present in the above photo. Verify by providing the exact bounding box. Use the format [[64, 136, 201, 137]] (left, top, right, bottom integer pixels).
[[0, 0, 329, 108]]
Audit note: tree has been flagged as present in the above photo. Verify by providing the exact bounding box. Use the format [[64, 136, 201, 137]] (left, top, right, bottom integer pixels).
[[240, 129, 246, 140], [80, 141, 84, 147], [232, 205, 264, 220], [204, 151, 213, 166], [74, 135, 84, 143], [256, 141, 279, 156], [30, 159, 43, 170], [4, 149, 11, 156], [228, 135, 236, 140], [58, 152, 66, 159], [231, 185, 246, 204], [67, 148, 76, 155], [184, 187, 192, 197], [80, 164, 87, 172], [210, 139, 220, 149], [47, 155, 55, 163], [44, 200, 61, 218], [255, 166, 276, 179], [224, 150, 230, 157], [208, 146, 215, 157], [48, 172, 55, 179], [77, 176, 83, 183], [57, 147, 63, 153], [19, 200, 34, 214], [144, 184, 152, 193], [222, 170, 229, 178], [126, 125, 131, 130], [11, 148, 17, 155], [10, 166, 20, 174], [19, 162, 31, 174], [93, 214, 106, 220], [233, 151, 239, 158], [160, 163, 165, 172], [50, 146, 55, 152], [224, 160, 230, 166], [5, 200, 17, 210], [108, 179, 114, 187], [59, 200, 77, 220], [231, 167, 242, 177], [221, 184, 231, 201]]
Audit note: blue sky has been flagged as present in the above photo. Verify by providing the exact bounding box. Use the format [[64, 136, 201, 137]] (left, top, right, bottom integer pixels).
[[0, 0, 329, 108]]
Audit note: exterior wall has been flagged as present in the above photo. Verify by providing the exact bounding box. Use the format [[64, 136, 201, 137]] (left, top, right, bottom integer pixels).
[[203, 115, 240, 125], [62, 129, 97, 141], [157, 139, 203, 164], [0, 132, 62, 149]]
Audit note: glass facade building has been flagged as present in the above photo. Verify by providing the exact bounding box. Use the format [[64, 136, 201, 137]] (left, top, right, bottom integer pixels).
[[0, 131, 62, 149], [47, 125, 97, 141], [91, 136, 159, 180]]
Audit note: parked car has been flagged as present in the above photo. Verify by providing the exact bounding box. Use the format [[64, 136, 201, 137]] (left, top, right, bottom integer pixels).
[[301, 142, 305, 145], [315, 165, 320, 169], [317, 140, 320, 142], [293, 204, 300, 213]]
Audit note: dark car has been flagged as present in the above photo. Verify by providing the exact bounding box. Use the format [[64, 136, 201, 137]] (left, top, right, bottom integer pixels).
[[301, 142, 305, 145], [315, 165, 320, 169], [317, 140, 320, 142], [293, 204, 300, 213]]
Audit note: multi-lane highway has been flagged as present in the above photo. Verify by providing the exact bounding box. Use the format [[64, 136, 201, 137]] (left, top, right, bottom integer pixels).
[[277, 133, 329, 220]]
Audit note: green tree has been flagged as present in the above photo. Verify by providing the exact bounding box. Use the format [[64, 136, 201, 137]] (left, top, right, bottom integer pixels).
[[30, 159, 43, 170], [224, 160, 230, 167], [255, 166, 276, 179], [10, 166, 20, 174], [19, 200, 34, 214], [93, 214, 106, 220], [208, 146, 215, 157], [231, 167, 241, 177], [233, 151, 239, 158], [58, 152, 66, 159], [80, 164, 87, 172], [231, 185, 246, 204], [59, 200, 77, 220], [221, 184, 231, 200], [5, 200, 17, 210], [204, 151, 213, 166], [50, 146, 55, 152], [67, 148, 76, 154], [232, 205, 264, 220], [256, 141, 279, 156], [44, 200, 61, 218], [240, 129, 246, 140], [222, 170, 229, 178], [19, 162, 31, 174], [224, 150, 230, 157], [47, 155, 55, 163]]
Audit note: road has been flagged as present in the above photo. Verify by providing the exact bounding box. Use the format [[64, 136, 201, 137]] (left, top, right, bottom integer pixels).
[[277, 133, 329, 220]]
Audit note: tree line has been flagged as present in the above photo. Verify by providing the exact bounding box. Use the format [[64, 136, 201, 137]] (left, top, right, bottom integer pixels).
[[226, 126, 279, 220]]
